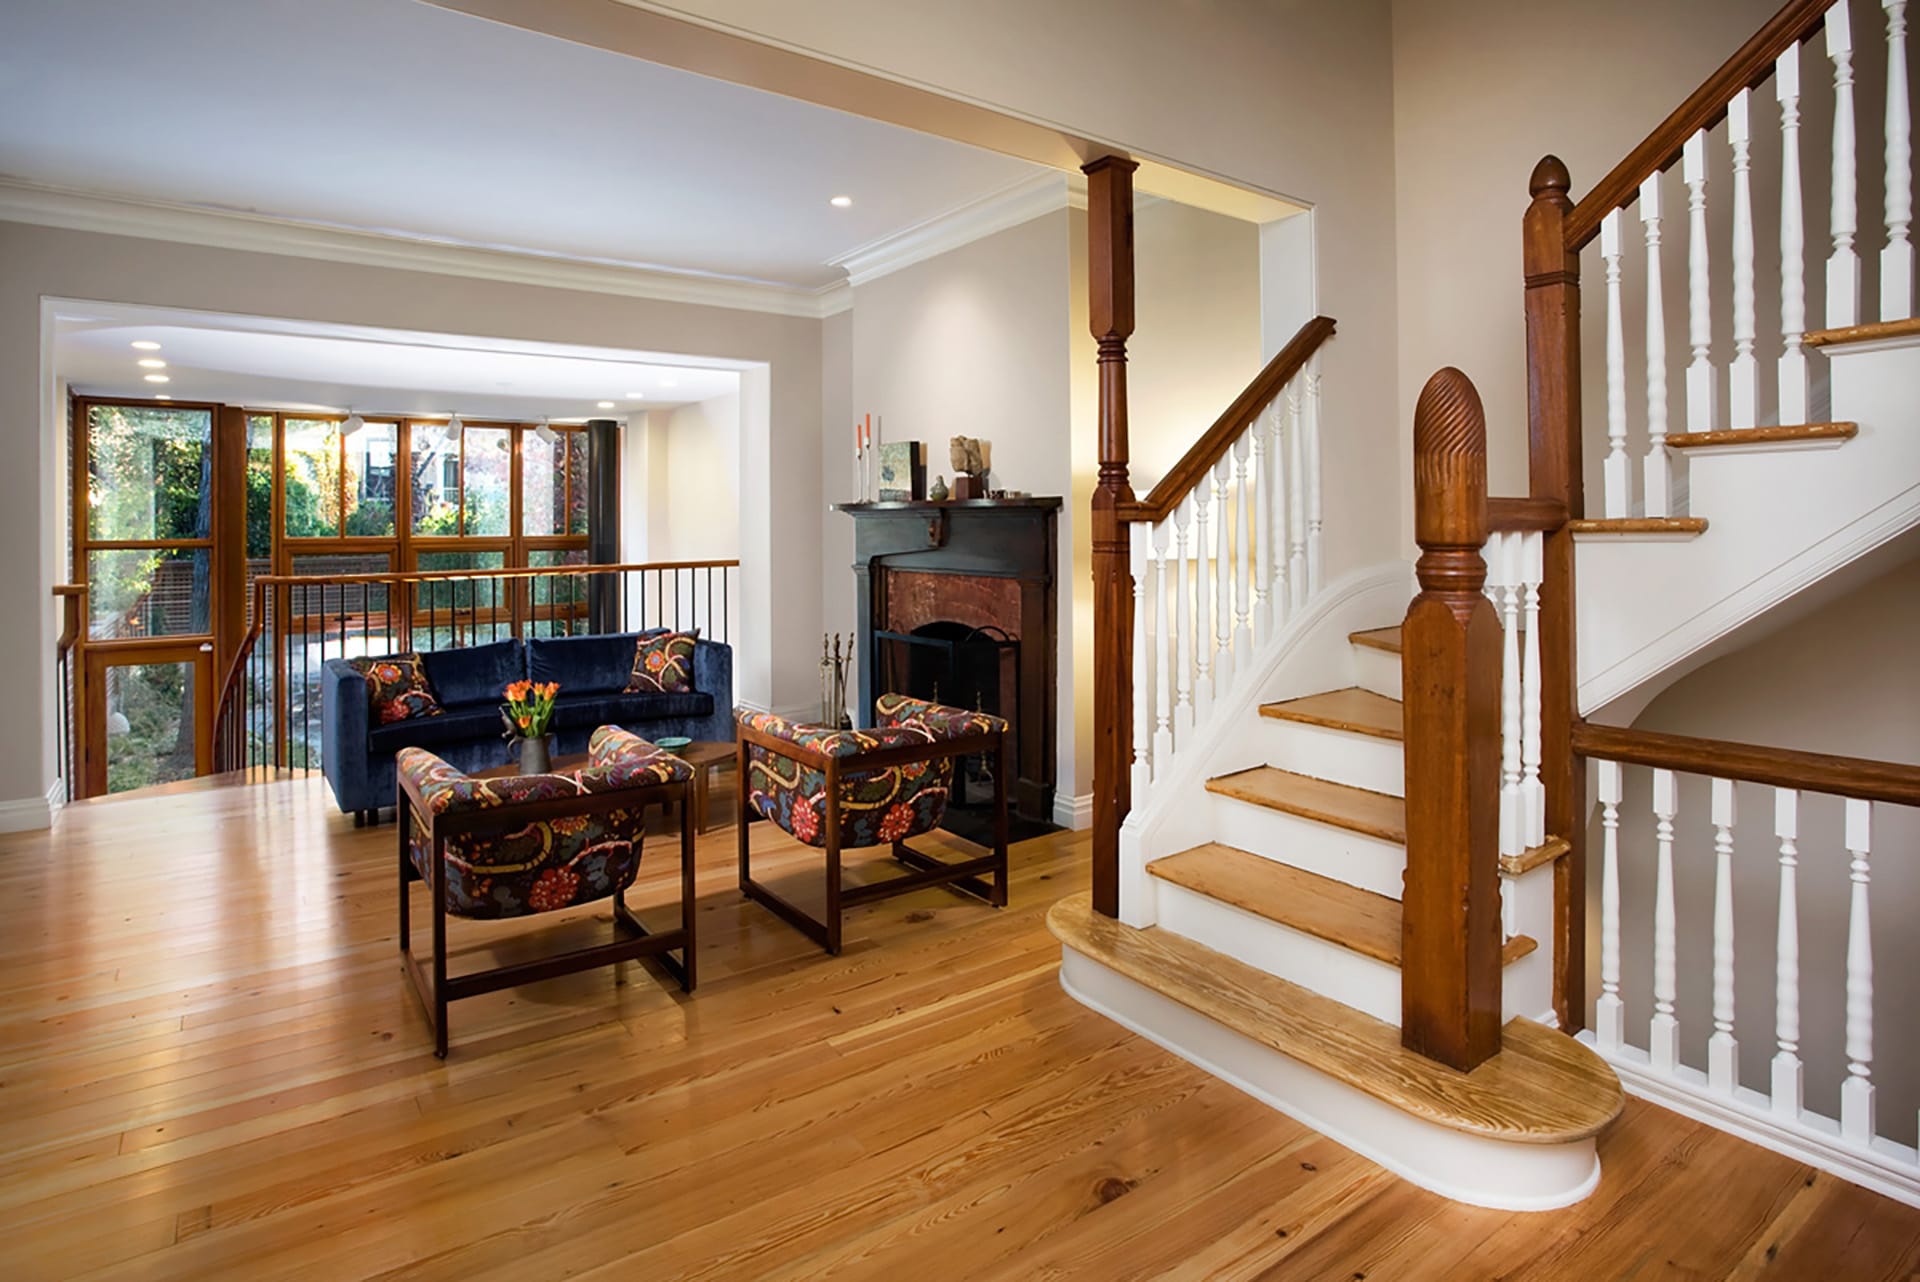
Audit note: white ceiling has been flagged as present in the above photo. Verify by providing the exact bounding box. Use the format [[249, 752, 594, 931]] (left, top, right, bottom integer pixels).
[[54, 304, 742, 419], [0, 0, 1048, 290]]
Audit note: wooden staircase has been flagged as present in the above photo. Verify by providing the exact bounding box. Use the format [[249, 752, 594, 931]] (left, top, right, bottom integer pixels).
[[1053, 619, 1616, 1209]]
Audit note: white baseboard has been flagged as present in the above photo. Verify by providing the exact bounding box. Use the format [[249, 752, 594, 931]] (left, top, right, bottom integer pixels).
[[1581, 1034, 1920, 1208], [0, 791, 54, 833], [1053, 791, 1092, 831]]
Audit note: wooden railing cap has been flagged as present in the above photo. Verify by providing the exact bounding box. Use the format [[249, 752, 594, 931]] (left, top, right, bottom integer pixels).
[[1529, 155, 1571, 199]]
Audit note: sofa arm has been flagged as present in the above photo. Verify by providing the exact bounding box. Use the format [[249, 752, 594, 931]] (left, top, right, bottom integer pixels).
[[321, 658, 372, 812]]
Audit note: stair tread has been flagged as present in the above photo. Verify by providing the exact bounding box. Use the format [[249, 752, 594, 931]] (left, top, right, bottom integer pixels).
[[1666, 422, 1857, 450], [1349, 626, 1403, 655], [1568, 517, 1708, 537], [1206, 765, 1406, 844], [1260, 688, 1404, 741], [1804, 316, 1920, 348], [1150, 843, 1404, 963], [1149, 842, 1540, 970], [1049, 892, 1622, 1143]]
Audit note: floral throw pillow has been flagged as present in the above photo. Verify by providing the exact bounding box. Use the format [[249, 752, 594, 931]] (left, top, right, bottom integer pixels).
[[625, 630, 698, 694], [348, 653, 444, 724]]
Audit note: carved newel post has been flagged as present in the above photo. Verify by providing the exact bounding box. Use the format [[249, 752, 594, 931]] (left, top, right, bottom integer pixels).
[[1400, 368, 1503, 1072]]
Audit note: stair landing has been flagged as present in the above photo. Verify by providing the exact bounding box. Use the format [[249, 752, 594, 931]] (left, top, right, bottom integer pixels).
[[1049, 892, 1621, 1145]]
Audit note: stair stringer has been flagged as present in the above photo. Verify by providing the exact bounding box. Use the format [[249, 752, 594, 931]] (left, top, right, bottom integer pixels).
[[1577, 339, 1920, 714], [1116, 561, 1413, 929]]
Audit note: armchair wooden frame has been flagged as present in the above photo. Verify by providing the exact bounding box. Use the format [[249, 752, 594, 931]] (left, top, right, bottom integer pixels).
[[735, 722, 1010, 955], [397, 773, 696, 1057]]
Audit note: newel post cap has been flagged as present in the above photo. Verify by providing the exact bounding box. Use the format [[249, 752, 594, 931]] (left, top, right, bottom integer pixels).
[[1413, 367, 1489, 560]]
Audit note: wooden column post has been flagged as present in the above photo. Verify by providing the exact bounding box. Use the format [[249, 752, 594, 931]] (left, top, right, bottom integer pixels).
[[1401, 368, 1503, 1072], [1524, 155, 1588, 1031], [1086, 154, 1137, 919]]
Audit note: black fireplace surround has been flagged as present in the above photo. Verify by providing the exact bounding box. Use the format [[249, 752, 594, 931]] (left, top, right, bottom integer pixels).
[[836, 498, 1061, 825]]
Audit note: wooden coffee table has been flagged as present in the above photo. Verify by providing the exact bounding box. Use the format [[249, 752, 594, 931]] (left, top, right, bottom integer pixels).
[[478, 739, 736, 834]]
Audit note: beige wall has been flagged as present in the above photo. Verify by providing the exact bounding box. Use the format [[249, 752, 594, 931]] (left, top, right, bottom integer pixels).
[[5, 220, 824, 817], [846, 211, 1079, 803], [1391, 0, 1789, 509], [650, 0, 1406, 586], [1591, 554, 1920, 1145], [819, 306, 855, 685], [655, 390, 744, 562]]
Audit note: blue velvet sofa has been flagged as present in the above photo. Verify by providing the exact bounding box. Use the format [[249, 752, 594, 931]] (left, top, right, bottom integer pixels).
[[321, 631, 732, 821]]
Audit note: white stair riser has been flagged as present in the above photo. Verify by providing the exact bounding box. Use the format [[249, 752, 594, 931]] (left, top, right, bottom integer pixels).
[[1501, 862, 1557, 1022], [1059, 951, 1603, 1211], [1153, 879, 1402, 1025], [1351, 645, 1402, 701], [1255, 716, 1403, 795], [1210, 793, 1406, 898]]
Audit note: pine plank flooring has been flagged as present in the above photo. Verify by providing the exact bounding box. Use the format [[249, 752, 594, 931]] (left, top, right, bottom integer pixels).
[[0, 776, 1914, 1279]]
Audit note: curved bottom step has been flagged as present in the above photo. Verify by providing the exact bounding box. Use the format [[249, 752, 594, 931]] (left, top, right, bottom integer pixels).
[[1050, 893, 1619, 1212]]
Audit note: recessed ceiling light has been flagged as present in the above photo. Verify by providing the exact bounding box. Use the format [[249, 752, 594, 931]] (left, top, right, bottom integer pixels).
[[144, 373, 170, 384], [155, 394, 171, 400], [829, 195, 853, 208], [596, 401, 616, 409], [137, 358, 167, 369], [130, 340, 161, 351], [662, 378, 678, 389], [625, 391, 646, 399]]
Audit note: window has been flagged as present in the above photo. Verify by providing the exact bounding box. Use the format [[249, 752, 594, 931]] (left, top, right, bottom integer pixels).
[[82, 404, 214, 639]]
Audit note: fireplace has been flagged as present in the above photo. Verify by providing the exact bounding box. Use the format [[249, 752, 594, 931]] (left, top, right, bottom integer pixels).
[[836, 498, 1061, 827]]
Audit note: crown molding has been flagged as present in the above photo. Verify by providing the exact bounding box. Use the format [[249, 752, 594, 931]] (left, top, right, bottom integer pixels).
[[0, 179, 850, 320], [827, 171, 1086, 288]]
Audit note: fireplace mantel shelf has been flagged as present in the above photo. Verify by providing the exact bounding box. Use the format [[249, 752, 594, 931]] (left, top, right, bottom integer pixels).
[[833, 497, 1062, 513]]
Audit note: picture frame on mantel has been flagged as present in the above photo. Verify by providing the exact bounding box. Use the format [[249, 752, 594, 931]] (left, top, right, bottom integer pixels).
[[877, 441, 926, 502]]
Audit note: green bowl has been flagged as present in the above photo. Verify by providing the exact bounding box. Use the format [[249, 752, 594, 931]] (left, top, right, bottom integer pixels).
[[653, 735, 692, 755]]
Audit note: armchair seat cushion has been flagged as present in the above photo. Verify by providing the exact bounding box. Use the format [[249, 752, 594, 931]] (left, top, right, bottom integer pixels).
[[551, 690, 713, 732]]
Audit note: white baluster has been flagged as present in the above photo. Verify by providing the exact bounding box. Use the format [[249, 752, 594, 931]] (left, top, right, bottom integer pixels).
[[1130, 521, 1152, 795], [1519, 532, 1546, 848], [1191, 475, 1213, 725], [1602, 208, 1631, 516], [1287, 384, 1308, 611], [1685, 130, 1718, 435], [1173, 496, 1194, 741], [1232, 434, 1254, 660], [1596, 759, 1625, 1051], [1651, 768, 1680, 1073], [1641, 175, 1673, 517], [1151, 519, 1173, 770], [1886, 0, 1914, 319], [1496, 535, 1523, 858], [1212, 456, 1233, 698], [1730, 89, 1759, 430], [1830, 0, 1862, 328], [1305, 354, 1325, 595], [1773, 788, 1805, 1118], [1779, 45, 1811, 424], [1252, 403, 1275, 638], [1708, 777, 1739, 1093], [1842, 797, 1876, 1143]]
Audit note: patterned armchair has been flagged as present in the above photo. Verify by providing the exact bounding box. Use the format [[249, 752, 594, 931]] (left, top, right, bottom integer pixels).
[[396, 726, 696, 1056], [735, 694, 1010, 954]]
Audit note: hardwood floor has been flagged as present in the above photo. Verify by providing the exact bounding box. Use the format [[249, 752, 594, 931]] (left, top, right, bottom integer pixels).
[[1, 777, 1916, 1280]]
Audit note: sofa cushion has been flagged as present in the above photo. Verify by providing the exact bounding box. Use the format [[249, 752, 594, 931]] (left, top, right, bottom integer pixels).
[[368, 703, 505, 755], [550, 690, 713, 732], [347, 653, 444, 725], [528, 631, 665, 696], [420, 639, 525, 708], [626, 629, 699, 693]]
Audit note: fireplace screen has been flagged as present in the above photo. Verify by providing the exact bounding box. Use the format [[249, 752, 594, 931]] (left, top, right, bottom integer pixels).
[[873, 623, 1018, 811]]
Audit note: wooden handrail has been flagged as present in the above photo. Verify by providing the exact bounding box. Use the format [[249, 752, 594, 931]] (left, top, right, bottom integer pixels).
[[1565, 0, 1834, 247], [53, 584, 86, 657], [1119, 315, 1336, 524], [248, 558, 740, 589], [1487, 496, 1568, 532], [1572, 722, 1920, 808]]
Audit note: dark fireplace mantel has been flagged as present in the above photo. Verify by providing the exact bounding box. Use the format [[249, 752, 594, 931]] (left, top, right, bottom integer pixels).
[[836, 498, 1061, 823]]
